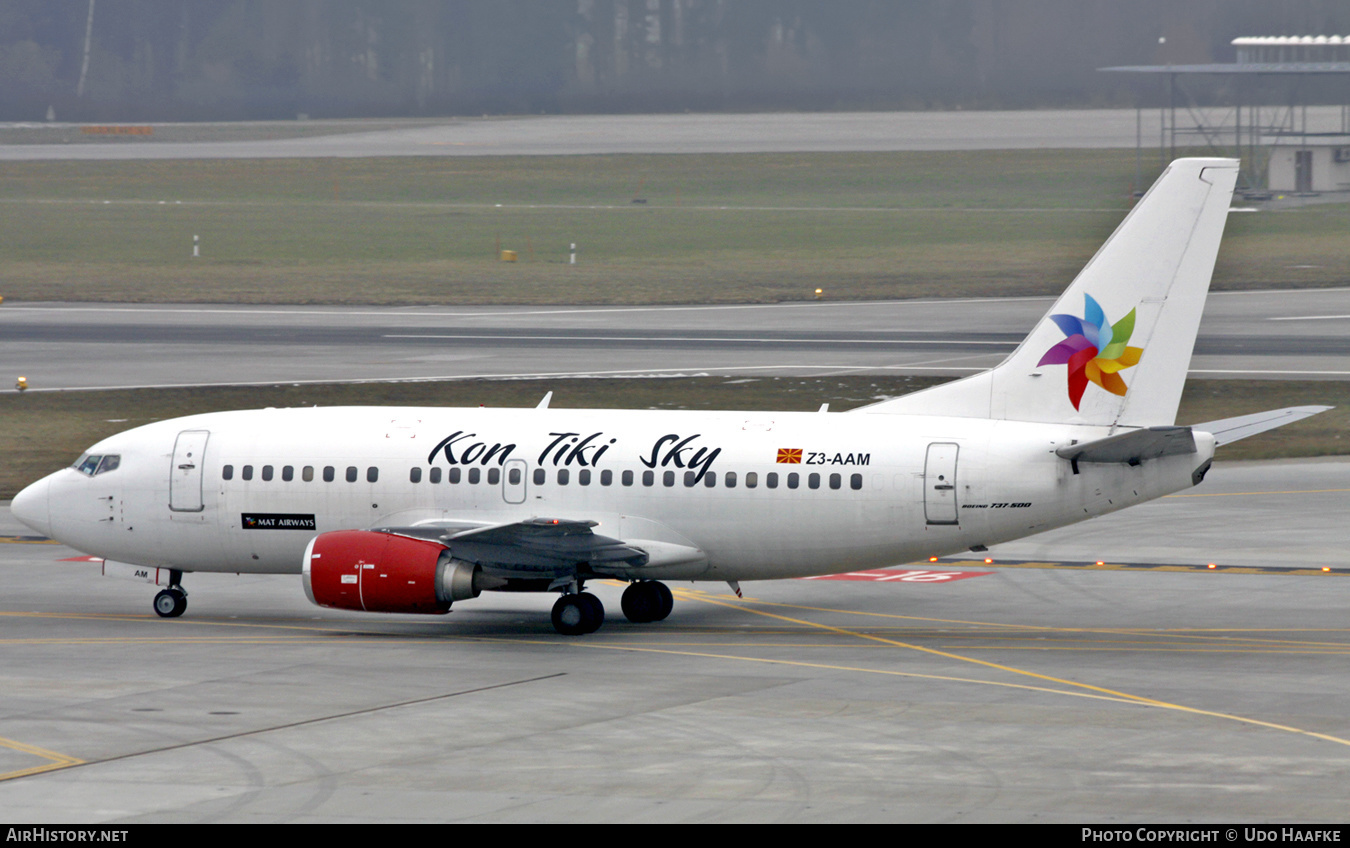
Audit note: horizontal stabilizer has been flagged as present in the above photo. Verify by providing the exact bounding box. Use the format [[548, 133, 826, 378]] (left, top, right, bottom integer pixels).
[[1056, 426, 1196, 466], [1193, 406, 1332, 447]]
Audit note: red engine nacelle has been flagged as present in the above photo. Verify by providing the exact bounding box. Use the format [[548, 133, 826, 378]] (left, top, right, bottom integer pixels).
[[302, 530, 479, 614]]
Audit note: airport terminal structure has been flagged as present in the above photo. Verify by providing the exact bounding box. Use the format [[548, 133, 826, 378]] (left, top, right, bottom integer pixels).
[[1104, 34, 1350, 195]]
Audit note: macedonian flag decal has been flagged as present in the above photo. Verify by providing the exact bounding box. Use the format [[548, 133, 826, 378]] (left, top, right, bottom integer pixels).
[[776, 448, 803, 464]]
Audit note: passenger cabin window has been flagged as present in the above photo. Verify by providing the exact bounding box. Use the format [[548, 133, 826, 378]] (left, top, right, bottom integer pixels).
[[533, 469, 545, 485], [367, 467, 378, 483], [578, 469, 591, 486], [663, 471, 675, 487], [851, 473, 863, 490], [430, 467, 442, 484], [346, 466, 358, 483], [487, 468, 500, 485], [509, 468, 522, 485], [282, 466, 294, 482], [766, 473, 778, 489], [642, 471, 654, 487], [623, 470, 635, 487], [746, 472, 758, 489], [468, 468, 480, 484], [262, 465, 274, 482], [303, 466, 314, 482], [242, 465, 254, 481], [222, 465, 234, 481], [601, 470, 613, 486], [787, 473, 799, 490], [449, 467, 460, 484], [829, 473, 841, 490], [704, 472, 716, 488], [557, 469, 569, 486], [323, 466, 335, 482], [410, 468, 422, 483], [809, 473, 821, 490]]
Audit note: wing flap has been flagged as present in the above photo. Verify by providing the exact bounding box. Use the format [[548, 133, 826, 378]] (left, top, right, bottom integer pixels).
[[372, 517, 650, 581]]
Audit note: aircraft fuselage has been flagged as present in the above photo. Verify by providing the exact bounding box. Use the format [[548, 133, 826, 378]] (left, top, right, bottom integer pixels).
[[19, 405, 1213, 582]]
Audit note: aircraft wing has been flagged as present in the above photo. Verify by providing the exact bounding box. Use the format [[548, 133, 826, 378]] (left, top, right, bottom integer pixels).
[[370, 517, 700, 584], [1192, 406, 1333, 447]]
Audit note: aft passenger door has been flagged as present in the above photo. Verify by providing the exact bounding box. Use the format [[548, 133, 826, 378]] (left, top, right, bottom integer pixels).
[[170, 430, 210, 512], [924, 442, 959, 525]]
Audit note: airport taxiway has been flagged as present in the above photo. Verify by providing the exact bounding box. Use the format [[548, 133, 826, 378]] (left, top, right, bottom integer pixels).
[[1, 458, 1347, 822], [4, 107, 1350, 160], [4, 288, 1350, 392]]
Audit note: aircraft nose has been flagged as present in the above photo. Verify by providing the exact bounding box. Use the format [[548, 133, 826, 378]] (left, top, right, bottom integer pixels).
[[11, 475, 52, 537]]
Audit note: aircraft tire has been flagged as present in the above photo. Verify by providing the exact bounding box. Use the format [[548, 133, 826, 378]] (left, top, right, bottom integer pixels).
[[621, 582, 658, 623], [153, 589, 187, 618], [650, 582, 674, 621], [577, 592, 605, 634], [552, 594, 602, 636]]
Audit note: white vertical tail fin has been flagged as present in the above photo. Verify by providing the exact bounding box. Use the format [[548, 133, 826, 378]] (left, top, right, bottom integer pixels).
[[862, 158, 1239, 427]]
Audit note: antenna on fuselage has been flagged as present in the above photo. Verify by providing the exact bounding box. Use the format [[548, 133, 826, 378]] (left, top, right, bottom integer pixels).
[[536, 391, 553, 410]]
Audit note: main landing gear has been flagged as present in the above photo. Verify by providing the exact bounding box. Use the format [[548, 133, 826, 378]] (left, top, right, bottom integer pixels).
[[621, 580, 673, 624], [549, 580, 675, 635], [153, 570, 188, 618], [551, 592, 604, 636]]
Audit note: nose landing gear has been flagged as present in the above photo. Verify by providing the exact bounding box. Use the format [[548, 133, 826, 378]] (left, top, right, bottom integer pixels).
[[153, 571, 188, 618]]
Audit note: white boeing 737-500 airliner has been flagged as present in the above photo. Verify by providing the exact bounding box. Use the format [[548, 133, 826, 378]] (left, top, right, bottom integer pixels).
[[10, 159, 1330, 634]]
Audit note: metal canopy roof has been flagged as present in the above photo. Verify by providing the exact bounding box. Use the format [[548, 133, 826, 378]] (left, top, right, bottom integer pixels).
[[1104, 35, 1350, 75], [1101, 63, 1350, 75]]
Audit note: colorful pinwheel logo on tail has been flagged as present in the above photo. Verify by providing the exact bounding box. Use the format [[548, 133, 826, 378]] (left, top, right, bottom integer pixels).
[[1037, 294, 1143, 410]]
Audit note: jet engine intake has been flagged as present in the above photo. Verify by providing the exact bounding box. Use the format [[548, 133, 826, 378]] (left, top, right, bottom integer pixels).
[[303, 530, 481, 614]]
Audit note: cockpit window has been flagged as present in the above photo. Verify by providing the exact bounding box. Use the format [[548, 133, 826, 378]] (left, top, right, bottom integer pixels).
[[73, 454, 121, 477]]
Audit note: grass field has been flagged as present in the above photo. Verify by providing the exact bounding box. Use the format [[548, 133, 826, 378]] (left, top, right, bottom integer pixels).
[[2, 376, 1344, 498], [1, 149, 1346, 305]]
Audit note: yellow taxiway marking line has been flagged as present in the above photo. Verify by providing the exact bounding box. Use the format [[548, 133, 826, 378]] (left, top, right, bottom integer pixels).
[[949, 645, 1350, 655], [0, 737, 85, 783], [938, 559, 1345, 576], [511, 641, 1178, 706], [671, 589, 1350, 749], [707, 595, 1350, 647], [0, 610, 409, 634], [6, 608, 1349, 651], [6, 602, 1349, 753], [705, 592, 1350, 654]]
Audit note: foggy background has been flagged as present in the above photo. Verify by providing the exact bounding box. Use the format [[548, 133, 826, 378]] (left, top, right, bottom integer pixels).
[[2, 0, 1349, 122]]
